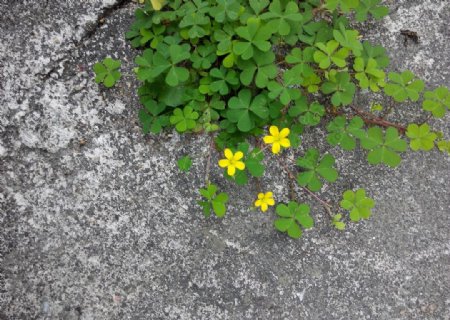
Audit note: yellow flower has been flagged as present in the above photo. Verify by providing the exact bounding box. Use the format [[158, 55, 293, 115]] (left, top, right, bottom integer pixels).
[[218, 148, 245, 176], [150, 0, 165, 10], [254, 192, 275, 212], [263, 126, 291, 154]]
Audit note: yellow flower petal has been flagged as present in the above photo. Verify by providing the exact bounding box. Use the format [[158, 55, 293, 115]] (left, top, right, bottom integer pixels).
[[218, 159, 229, 168], [272, 142, 281, 154], [265, 192, 273, 199], [227, 165, 236, 176], [263, 135, 275, 144], [255, 199, 262, 207], [235, 161, 245, 170], [261, 203, 268, 212], [234, 151, 244, 161], [224, 148, 233, 160], [269, 125, 279, 137], [279, 138, 291, 148], [266, 198, 275, 206], [279, 128, 290, 138], [150, 0, 165, 10], [257, 193, 265, 200]]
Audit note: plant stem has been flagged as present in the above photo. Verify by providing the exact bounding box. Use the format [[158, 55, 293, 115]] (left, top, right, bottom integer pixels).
[[350, 106, 407, 134], [279, 159, 334, 218]]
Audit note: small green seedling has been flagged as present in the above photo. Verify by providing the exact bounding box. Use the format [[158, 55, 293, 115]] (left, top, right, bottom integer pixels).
[[93, 57, 122, 88], [177, 156, 192, 172], [198, 184, 229, 218]]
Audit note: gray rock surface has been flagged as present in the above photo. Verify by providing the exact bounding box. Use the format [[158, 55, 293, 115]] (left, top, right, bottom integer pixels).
[[0, 0, 449, 319]]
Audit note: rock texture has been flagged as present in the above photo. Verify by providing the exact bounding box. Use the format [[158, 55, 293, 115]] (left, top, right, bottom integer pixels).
[[1, 0, 449, 319]]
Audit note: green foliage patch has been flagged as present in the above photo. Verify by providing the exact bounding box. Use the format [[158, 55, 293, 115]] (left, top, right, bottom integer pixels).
[[110, 0, 450, 240]]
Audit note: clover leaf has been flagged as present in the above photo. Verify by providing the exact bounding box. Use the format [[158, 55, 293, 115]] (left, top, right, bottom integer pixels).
[[177, 156, 192, 172], [125, 9, 154, 48], [354, 0, 389, 22], [170, 106, 199, 132], [437, 140, 450, 155], [299, 20, 333, 45], [136, 44, 191, 86], [267, 79, 302, 105], [360, 126, 407, 167], [209, 0, 240, 22], [249, 0, 270, 14], [179, 10, 210, 39], [422, 86, 450, 118], [284, 47, 315, 84], [384, 71, 425, 102], [332, 214, 346, 230], [139, 25, 165, 48], [296, 148, 339, 192], [289, 97, 325, 126], [340, 189, 375, 222], [321, 71, 356, 106], [233, 17, 273, 60], [360, 41, 390, 68], [353, 57, 385, 92], [260, 0, 303, 36], [198, 184, 229, 217], [93, 57, 121, 88], [237, 51, 277, 88], [326, 116, 365, 150], [209, 67, 240, 95], [274, 202, 314, 239], [313, 40, 349, 69], [333, 23, 363, 56], [138, 98, 169, 134], [325, 0, 360, 13], [245, 147, 265, 177], [214, 24, 236, 67], [190, 44, 217, 69], [226, 89, 269, 132], [406, 123, 437, 151]]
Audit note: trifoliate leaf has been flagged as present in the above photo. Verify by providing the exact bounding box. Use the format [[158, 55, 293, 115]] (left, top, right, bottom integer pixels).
[[326, 116, 365, 150], [93, 57, 122, 88], [321, 71, 355, 106], [274, 202, 313, 239], [233, 17, 272, 60], [340, 189, 375, 222], [313, 40, 349, 69], [296, 148, 338, 192], [354, 0, 389, 22], [406, 123, 437, 151], [177, 156, 192, 172], [170, 106, 199, 132], [384, 71, 425, 102], [333, 23, 363, 56], [361, 126, 407, 167], [260, 0, 303, 36], [422, 86, 450, 118], [227, 89, 269, 132]]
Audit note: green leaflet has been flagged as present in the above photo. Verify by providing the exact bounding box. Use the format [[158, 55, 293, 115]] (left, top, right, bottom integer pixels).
[[422, 86, 450, 118], [360, 126, 407, 167], [384, 71, 425, 102], [406, 124, 437, 151], [198, 183, 229, 217], [340, 189, 375, 222], [170, 106, 199, 132], [274, 202, 314, 239], [93, 57, 121, 88], [326, 116, 365, 150], [177, 155, 192, 172], [296, 148, 339, 192]]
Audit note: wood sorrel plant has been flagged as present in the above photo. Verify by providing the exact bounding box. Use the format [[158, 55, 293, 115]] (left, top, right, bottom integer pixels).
[[123, 0, 450, 239]]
